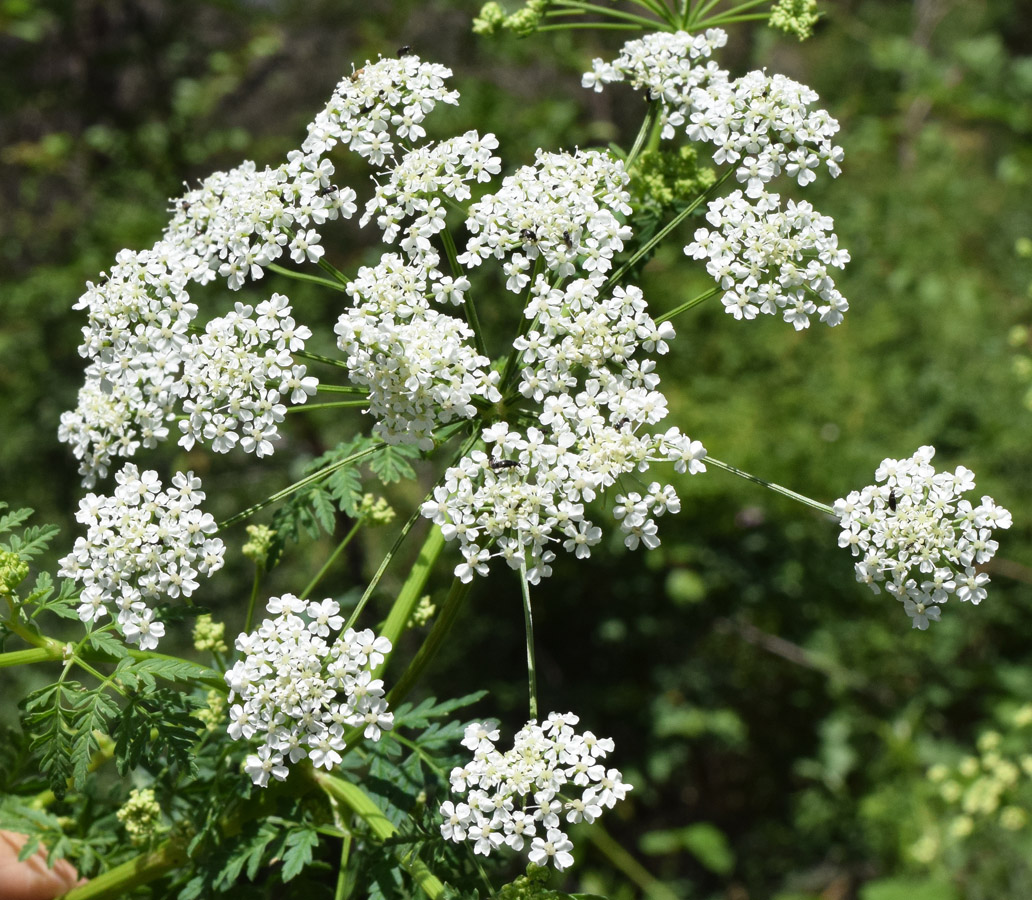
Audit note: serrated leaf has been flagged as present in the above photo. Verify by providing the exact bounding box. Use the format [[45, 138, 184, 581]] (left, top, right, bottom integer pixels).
[[71, 689, 119, 788], [327, 465, 363, 516], [393, 691, 488, 730], [281, 827, 320, 882], [368, 444, 419, 484], [0, 507, 34, 537], [9, 523, 61, 561], [310, 488, 337, 535], [85, 630, 128, 659], [113, 688, 202, 776], [126, 656, 220, 684]]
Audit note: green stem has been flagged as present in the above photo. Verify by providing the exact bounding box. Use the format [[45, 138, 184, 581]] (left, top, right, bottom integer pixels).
[[440, 228, 488, 358], [316, 256, 351, 288], [218, 442, 384, 530], [374, 525, 445, 668], [293, 349, 355, 373], [0, 644, 62, 668], [386, 576, 473, 708], [584, 823, 681, 900], [547, 0, 667, 28], [334, 831, 352, 900], [244, 566, 262, 635], [654, 286, 720, 323], [312, 772, 447, 899], [266, 262, 349, 293], [60, 839, 187, 900], [286, 400, 369, 414], [317, 384, 366, 394], [301, 520, 363, 601], [706, 456, 835, 515], [625, 107, 658, 172], [605, 167, 735, 289], [518, 560, 538, 722]]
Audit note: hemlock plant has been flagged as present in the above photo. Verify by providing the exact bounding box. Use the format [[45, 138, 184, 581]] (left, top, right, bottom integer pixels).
[[0, 1, 1011, 896]]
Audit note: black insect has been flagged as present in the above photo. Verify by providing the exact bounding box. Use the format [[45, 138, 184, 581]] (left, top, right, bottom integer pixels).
[[519, 228, 538, 243], [398, 45, 413, 56], [888, 488, 897, 512], [562, 230, 573, 250], [614, 418, 631, 430], [489, 459, 521, 471]]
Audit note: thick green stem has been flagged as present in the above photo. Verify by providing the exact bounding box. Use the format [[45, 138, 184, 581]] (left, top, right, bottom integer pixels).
[[0, 644, 62, 669], [706, 456, 835, 516], [60, 839, 187, 900], [374, 525, 445, 667], [286, 400, 368, 414], [387, 577, 473, 708], [244, 565, 262, 634], [312, 772, 447, 899]]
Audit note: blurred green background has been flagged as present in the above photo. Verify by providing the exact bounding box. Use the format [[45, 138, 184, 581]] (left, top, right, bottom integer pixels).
[[2, 1, 1032, 897]]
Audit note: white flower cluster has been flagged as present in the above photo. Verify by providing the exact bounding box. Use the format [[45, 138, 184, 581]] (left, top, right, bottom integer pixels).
[[335, 255, 501, 451], [583, 29, 844, 193], [834, 446, 1012, 629], [685, 190, 850, 328], [178, 295, 317, 457], [422, 271, 706, 584], [225, 594, 394, 787], [163, 53, 459, 289], [439, 712, 631, 871], [61, 54, 459, 485], [363, 130, 502, 266], [58, 464, 224, 650], [458, 149, 633, 291]]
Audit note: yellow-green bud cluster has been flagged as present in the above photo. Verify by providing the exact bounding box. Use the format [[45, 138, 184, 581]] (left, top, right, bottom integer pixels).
[[192, 613, 228, 654], [497, 865, 562, 900], [0, 549, 29, 597], [358, 494, 396, 525], [472, 0, 549, 38], [194, 689, 227, 731], [242, 524, 275, 564], [409, 594, 436, 627], [116, 787, 163, 846], [915, 705, 1032, 860], [630, 146, 715, 215], [768, 0, 820, 41]]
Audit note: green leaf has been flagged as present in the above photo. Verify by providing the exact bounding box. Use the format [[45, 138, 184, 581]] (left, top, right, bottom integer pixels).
[[368, 443, 420, 484], [84, 630, 128, 659], [9, 523, 61, 561], [392, 691, 488, 730], [281, 826, 320, 882], [327, 465, 363, 516], [112, 688, 201, 776], [0, 506, 34, 538]]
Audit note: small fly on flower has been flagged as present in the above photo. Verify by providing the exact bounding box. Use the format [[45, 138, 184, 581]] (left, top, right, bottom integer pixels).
[[888, 488, 897, 512], [519, 228, 538, 244], [562, 230, 574, 250], [488, 459, 521, 471], [398, 45, 412, 56]]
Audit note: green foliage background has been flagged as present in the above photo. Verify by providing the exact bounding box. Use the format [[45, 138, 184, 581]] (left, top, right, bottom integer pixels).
[[2, 0, 1031, 897]]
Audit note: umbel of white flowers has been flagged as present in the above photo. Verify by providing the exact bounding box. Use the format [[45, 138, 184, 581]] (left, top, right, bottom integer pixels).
[[224, 595, 394, 787], [58, 464, 225, 650], [439, 713, 631, 871], [834, 446, 1012, 629]]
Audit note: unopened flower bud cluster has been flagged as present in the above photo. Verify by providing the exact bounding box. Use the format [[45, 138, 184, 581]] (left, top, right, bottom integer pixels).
[[440, 712, 631, 871], [834, 446, 1011, 629], [225, 594, 394, 787], [58, 464, 225, 650], [117, 787, 164, 846]]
